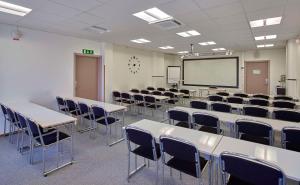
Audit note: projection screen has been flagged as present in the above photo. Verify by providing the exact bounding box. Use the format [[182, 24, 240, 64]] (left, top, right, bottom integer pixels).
[[183, 57, 239, 88]]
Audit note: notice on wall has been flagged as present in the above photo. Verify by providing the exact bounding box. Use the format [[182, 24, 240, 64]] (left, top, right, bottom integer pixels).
[[252, 69, 261, 75]]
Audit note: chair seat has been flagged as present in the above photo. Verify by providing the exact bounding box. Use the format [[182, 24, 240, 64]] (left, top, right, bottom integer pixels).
[[123, 100, 134, 104], [227, 175, 253, 185], [167, 100, 176, 104], [166, 157, 207, 177], [136, 102, 145, 107], [240, 134, 269, 145], [146, 104, 161, 109], [69, 109, 81, 116], [60, 108, 68, 112], [199, 126, 221, 134], [132, 143, 161, 161], [286, 143, 300, 153], [175, 122, 190, 128], [31, 128, 56, 137], [96, 117, 119, 125], [83, 114, 94, 120], [36, 132, 70, 146]]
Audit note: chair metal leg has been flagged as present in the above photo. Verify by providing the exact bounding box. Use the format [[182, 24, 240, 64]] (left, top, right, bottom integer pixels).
[[162, 163, 165, 185], [170, 167, 172, 176], [179, 171, 182, 180], [3, 118, 6, 135], [42, 148, 46, 176], [156, 160, 159, 185], [127, 152, 131, 182]]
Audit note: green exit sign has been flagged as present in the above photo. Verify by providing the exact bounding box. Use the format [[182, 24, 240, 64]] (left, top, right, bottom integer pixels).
[[82, 49, 94, 55]]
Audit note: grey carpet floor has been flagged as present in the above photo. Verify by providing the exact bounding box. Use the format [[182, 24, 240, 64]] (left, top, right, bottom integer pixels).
[[0, 103, 298, 185]]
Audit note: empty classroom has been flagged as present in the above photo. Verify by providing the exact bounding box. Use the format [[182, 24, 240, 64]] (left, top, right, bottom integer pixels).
[[1, 0, 300, 185]]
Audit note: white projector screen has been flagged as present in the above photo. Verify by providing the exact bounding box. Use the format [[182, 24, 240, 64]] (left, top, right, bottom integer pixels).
[[183, 57, 239, 87]]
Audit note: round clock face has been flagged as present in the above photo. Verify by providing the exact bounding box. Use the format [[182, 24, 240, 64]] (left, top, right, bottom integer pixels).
[[128, 56, 141, 74]]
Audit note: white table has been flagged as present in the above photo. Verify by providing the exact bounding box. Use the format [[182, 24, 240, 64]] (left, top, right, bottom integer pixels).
[[128, 119, 223, 185], [199, 88, 227, 97], [127, 92, 169, 101], [2, 101, 76, 176], [173, 106, 300, 132], [213, 136, 300, 183]]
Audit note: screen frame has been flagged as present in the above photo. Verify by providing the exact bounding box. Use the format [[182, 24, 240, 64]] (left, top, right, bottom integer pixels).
[[182, 57, 239, 88]]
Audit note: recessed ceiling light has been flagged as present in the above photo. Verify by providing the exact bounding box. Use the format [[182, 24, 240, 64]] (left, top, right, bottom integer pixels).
[[0, 0, 32, 16], [257, 45, 265, 48], [265, 44, 274, 47], [131, 38, 151, 44], [212, 48, 226, 51], [266, 17, 282, 26], [199, 41, 216, 45], [176, 30, 201, 38], [257, 44, 274, 48], [133, 7, 172, 24], [159, 46, 174, 49], [178, 51, 188, 54], [250, 17, 282, 28], [266, 35, 277, 39], [254, 36, 265, 41]]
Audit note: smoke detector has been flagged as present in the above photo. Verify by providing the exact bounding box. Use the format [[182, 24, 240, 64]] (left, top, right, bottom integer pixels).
[[85, 25, 110, 34]]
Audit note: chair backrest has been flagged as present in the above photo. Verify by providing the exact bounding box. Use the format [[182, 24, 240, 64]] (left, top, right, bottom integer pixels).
[[144, 95, 155, 104], [273, 100, 296, 109], [208, 95, 223, 102], [249, 98, 269, 106], [26, 118, 43, 139], [190, 101, 208, 110], [233, 93, 248, 98], [164, 92, 175, 98], [252, 94, 269, 100], [160, 135, 199, 164], [147, 87, 155, 91], [227, 96, 243, 104], [243, 106, 269, 118], [0, 103, 7, 116], [192, 113, 219, 131], [282, 127, 300, 152], [216, 92, 229, 96], [157, 87, 165, 91], [140, 90, 149, 94], [211, 102, 231, 113], [220, 152, 285, 185], [130, 89, 139, 93], [56, 96, 65, 106], [180, 89, 189, 95], [168, 109, 190, 122], [273, 110, 300, 122], [78, 102, 90, 115], [91, 106, 106, 120], [274, 96, 293, 101], [121, 92, 131, 99], [152, 91, 162, 96], [6, 107, 17, 123], [112, 91, 121, 98], [133, 94, 144, 102], [125, 126, 154, 149], [236, 119, 273, 144], [65, 99, 78, 111], [169, 88, 178, 92], [15, 112, 27, 129]]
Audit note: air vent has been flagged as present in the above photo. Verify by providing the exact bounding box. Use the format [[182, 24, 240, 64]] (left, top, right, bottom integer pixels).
[[151, 19, 182, 30], [85, 25, 109, 34]]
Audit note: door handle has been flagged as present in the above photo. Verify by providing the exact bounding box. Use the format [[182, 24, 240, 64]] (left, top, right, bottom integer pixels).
[[265, 78, 268, 85]]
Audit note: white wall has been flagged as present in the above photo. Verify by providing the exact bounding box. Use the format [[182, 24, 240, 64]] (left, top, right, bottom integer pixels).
[[286, 39, 300, 98]]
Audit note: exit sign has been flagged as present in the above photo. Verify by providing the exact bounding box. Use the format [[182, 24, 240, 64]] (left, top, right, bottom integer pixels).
[[82, 49, 94, 55]]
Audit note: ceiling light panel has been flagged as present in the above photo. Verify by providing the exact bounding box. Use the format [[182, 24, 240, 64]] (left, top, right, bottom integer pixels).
[[212, 48, 226, 51], [199, 41, 216, 45], [255, 35, 277, 41], [257, 44, 274, 48], [131, 38, 151, 44], [176, 30, 201, 38], [178, 51, 188, 54], [266, 17, 282, 26], [0, 0, 32, 16], [250, 17, 282, 28], [133, 7, 172, 24], [159, 46, 174, 49]]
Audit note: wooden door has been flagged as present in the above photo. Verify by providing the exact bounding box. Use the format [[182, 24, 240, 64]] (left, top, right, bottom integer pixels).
[[245, 61, 269, 94]]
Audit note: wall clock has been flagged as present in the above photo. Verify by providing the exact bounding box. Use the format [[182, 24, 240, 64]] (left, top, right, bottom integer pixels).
[[128, 56, 141, 74]]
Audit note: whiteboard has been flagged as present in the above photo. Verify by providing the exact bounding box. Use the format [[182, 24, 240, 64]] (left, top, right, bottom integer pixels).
[[167, 66, 181, 84], [183, 57, 239, 87]]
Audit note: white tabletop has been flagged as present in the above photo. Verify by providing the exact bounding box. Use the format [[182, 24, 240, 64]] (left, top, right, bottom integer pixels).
[[213, 136, 300, 181], [2, 102, 76, 128], [173, 106, 300, 131], [127, 92, 169, 100], [128, 119, 223, 156], [70, 97, 127, 113]]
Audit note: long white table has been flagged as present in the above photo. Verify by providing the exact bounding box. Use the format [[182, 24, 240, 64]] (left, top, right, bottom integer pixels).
[[128, 119, 222, 185], [173, 106, 300, 132], [127, 92, 169, 101], [1, 101, 76, 176], [213, 136, 300, 183]]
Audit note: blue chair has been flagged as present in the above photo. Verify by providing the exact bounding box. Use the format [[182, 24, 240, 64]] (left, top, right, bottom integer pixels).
[[56, 96, 67, 113], [25, 118, 71, 176], [208, 95, 223, 102], [159, 135, 208, 185], [144, 95, 162, 116], [152, 91, 162, 96], [243, 106, 269, 118], [227, 96, 244, 104], [192, 112, 221, 134], [169, 88, 178, 92], [249, 98, 269, 107], [211, 102, 232, 113], [236, 119, 273, 145], [91, 105, 122, 146], [252, 94, 270, 100], [6, 107, 20, 144], [121, 92, 134, 105], [65, 99, 81, 117], [133, 94, 145, 114], [130, 89, 139, 93], [112, 91, 122, 104], [167, 109, 191, 128], [164, 92, 178, 104], [147, 87, 155, 91], [14, 112, 29, 152], [216, 92, 229, 96], [273, 100, 296, 109], [0, 103, 9, 135], [274, 96, 293, 101], [157, 87, 166, 91], [180, 89, 190, 99], [78, 102, 94, 133], [141, 90, 150, 94], [273, 110, 300, 122], [220, 152, 285, 185], [233, 93, 248, 98], [282, 127, 300, 152], [125, 126, 160, 183], [190, 100, 208, 110]]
